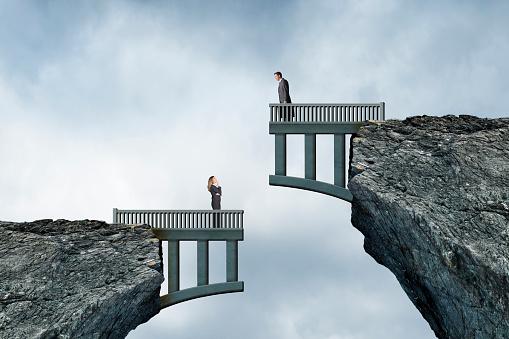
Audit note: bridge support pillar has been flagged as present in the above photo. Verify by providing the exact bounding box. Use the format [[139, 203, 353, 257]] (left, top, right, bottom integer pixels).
[[305, 134, 316, 180], [197, 240, 209, 286], [168, 240, 180, 293], [334, 133, 346, 187], [275, 134, 287, 176], [226, 240, 239, 282]]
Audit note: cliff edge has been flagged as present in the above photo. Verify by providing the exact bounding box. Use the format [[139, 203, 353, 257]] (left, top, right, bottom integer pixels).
[[0, 219, 163, 338], [348, 115, 509, 338]]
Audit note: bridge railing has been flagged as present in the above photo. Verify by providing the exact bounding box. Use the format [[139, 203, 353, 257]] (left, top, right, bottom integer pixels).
[[112, 209, 244, 229], [269, 102, 385, 122]]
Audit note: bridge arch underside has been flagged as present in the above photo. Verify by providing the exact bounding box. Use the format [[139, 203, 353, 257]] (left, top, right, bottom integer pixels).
[[161, 281, 244, 308], [269, 122, 362, 203], [269, 175, 353, 201]]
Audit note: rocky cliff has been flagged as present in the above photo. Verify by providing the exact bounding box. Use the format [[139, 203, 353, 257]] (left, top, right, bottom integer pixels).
[[348, 115, 509, 338], [0, 219, 163, 338]]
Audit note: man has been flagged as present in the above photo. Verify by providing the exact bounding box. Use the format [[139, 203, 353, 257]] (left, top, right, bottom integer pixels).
[[274, 71, 293, 121]]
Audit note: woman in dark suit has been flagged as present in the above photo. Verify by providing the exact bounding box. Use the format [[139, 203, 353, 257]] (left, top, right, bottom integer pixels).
[[207, 176, 222, 228], [207, 176, 221, 209]]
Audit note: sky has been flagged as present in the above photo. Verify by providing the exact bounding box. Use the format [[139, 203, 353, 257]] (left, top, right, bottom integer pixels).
[[1, 0, 508, 338]]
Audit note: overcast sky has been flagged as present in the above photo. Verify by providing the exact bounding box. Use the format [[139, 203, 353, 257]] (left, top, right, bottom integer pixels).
[[1, 1, 508, 338]]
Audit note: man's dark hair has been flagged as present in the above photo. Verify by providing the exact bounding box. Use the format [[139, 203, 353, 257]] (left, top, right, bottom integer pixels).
[[274, 72, 282, 77]]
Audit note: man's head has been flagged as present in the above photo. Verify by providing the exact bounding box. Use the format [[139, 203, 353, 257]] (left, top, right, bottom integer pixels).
[[274, 72, 282, 81]]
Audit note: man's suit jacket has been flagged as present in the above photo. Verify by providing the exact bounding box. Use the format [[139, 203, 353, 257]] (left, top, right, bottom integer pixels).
[[278, 78, 292, 103]]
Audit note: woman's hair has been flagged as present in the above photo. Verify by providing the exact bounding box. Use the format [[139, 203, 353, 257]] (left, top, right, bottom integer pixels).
[[207, 176, 215, 191]]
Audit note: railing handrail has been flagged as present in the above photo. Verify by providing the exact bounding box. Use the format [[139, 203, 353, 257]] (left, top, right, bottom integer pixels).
[[113, 209, 244, 229], [269, 102, 385, 122], [114, 209, 243, 213], [269, 102, 384, 106]]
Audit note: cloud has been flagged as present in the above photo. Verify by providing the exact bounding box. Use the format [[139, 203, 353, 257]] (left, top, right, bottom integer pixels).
[[278, 0, 509, 118], [2, 0, 508, 338]]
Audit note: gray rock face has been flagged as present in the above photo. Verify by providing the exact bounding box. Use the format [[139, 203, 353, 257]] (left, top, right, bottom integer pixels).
[[0, 219, 163, 338], [348, 115, 509, 339]]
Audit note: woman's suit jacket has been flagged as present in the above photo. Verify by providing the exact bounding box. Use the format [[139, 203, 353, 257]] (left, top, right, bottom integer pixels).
[[210, 185, 222, 210]]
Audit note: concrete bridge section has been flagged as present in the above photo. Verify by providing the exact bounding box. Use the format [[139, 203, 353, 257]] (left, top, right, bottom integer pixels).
[[113, 209, 244, 308], [269, 103, 385, 202]]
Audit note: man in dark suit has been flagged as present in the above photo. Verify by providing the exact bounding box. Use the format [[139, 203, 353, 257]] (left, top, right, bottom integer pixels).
[[274, 71, 293, 121]]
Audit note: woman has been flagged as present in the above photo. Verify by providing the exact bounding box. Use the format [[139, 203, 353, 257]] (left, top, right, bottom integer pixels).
[[207, 176, 221, 228], [207, 176, 221, 210]]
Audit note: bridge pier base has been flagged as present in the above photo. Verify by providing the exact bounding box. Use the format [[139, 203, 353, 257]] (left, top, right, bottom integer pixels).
[[275, 134, 287, 176], [168, 241, 180, 293], [226, 240, 239, 282], [305, 134, 316, 180], [197, 240, 209, 286], [334, 133, 346, 188]]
